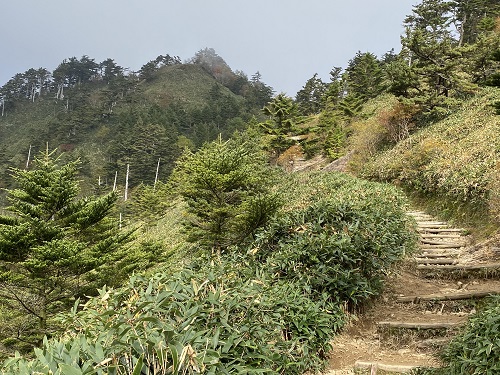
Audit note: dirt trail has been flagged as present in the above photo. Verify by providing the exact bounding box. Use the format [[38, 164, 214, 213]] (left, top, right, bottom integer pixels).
[[323, 211, 500, 374]]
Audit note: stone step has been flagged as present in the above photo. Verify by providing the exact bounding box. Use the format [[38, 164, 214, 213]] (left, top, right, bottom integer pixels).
[[419, 252, 458, 258], [417, 228, 464, 233], [420, 239, 466, 246], [396, 289, 500, 303], [416, 337, 451, 350], [421, 244, 463, 249], [417, 221, 449, 226], [377, 321, 463, 330], [354, 361, 433, 373], [415, 258, 457, 265], [417, 263, 500, 272], [418, 225, 450, 229], [420, 233, 462, 239]]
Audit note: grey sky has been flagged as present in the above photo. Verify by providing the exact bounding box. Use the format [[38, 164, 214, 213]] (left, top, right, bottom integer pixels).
[[1, 0, 418, 96]]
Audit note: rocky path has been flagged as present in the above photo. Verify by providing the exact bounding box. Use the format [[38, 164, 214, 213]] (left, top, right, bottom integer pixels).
[[324, 210, 500, 374]]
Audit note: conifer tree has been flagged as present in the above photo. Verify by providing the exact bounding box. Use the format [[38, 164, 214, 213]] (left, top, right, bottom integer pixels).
[[295, 73, 327, 115], [344, 52, 385, 100], [0, 149, 131, 345], [400, 0, 476, 118], [171, 136, 281, 254], [261, 94, 298, 153]]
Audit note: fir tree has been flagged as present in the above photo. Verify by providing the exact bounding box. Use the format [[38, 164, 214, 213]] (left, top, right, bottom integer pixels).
[[0, 149, 131, 346], [171, 136, 281, 255], [345, 52, 385, 100]]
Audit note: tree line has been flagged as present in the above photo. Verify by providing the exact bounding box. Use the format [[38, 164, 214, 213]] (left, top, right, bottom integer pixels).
[[294, 0, 499, 121]]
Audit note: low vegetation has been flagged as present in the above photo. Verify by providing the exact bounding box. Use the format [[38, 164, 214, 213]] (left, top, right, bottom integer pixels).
[[414, 297, 500, 375], [355, 88, 500, 234], [1, 1, 499, 373], [0, 144, 416, 373]]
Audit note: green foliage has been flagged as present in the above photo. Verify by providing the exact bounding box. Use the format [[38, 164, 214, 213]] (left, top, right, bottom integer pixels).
[[396, 0, 500, 121], [1, 260, 344, 374], [0, 162, 416, 374], [361, 88, 500, 222], [171, 136, 281, 253], [260, 94, 299, 153], [0, 150, 132, 348], [413, 297, 500, 375], [0, 54, 270, 199], [440, 296, 500, 374], [252, 172, 417, 310], [295, 73, 327, 115], [108, 117, 179, 187], [345, 52, 385, 101]]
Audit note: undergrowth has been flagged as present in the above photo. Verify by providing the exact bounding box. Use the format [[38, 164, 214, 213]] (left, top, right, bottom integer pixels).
[[412, 297, 500, 375], [356, 88, 500, 237], [1, 171, 416, 374]]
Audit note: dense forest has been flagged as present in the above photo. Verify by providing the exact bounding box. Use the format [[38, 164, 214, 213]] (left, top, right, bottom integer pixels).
[[0, 0, 499, 373]]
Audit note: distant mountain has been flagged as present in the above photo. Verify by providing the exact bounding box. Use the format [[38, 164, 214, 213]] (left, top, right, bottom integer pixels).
[[0, 50, 274, 199]]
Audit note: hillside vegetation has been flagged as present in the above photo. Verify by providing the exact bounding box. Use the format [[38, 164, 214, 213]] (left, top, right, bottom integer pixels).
[[1, 167, 416, 374], [349, 88, 500, 235], [0, 49, 273, 200], [1, 0, 500, 373]]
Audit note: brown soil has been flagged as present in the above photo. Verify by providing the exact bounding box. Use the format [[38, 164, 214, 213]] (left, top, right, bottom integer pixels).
[[321, 213, 500, 374]]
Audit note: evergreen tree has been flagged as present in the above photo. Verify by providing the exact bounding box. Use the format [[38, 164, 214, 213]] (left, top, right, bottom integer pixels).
[[261, 94, 298, 153], [451, 0, 500, 46], [323, 67, 345, 105], [401, 0, 476, 118], [171, 136, 281, 254], [262, 94, 297, 134], [0, 150, 131, 346], [99, 58, 124, 83], [295, 73, 327, 115], [246, 71, 274, 109], [345, 52, 385, 100], [112, 119, 179, 186]]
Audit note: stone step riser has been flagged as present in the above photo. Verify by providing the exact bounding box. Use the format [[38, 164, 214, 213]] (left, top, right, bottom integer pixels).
[[354, 361, 431, 374], [420, 245, 462, 250], [420, 234, 463, 238], [354, 361, 436, 375], [418, 253, 458, 258], [416, 259, 457, 265], [420, 240, 466, 246], [417, 228, 464, 233]]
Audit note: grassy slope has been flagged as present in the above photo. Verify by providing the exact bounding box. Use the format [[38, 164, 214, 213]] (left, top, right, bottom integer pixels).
[[0, 63, 244, 197], [141, 64, 244, 109], [355, 88, 500, 236]]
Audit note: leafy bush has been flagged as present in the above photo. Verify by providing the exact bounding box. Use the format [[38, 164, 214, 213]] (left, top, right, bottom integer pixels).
[[361, 88, 500, 216], [413, 297, 500, 375], [251, 172, 417, 309], [0, 171, 416, 374], [1, 260, 343, 374], [440, 296, 500, 374]]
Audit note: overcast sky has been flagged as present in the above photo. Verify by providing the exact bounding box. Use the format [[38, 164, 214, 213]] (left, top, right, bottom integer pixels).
[[1, 0, 418, 96]]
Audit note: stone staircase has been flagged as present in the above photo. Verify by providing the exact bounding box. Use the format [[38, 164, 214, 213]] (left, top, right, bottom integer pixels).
[[326, 210, 500, 374]]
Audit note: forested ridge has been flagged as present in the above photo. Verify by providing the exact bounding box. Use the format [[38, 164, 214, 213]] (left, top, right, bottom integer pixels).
[[0, 0, 499, 373]]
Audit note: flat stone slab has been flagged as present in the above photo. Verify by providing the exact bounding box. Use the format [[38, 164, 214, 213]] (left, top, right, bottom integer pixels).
[[354, 361, 431, 373], [397, 290, 500, 303], [377, 321, 463, 330]]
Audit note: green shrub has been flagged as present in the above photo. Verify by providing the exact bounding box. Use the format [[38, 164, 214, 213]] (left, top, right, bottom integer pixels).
[[1, 259, 343, 374], [0, 171, 417, 374], [413, 297, 500, 375], [252, 172, 417, 309], [440, 296, 500, 374]]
